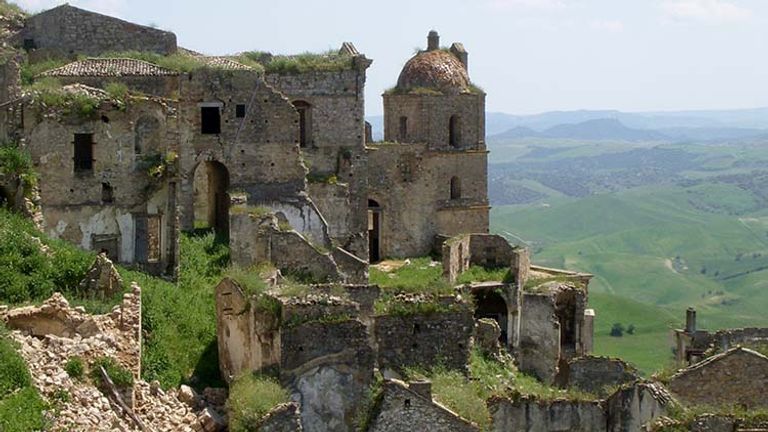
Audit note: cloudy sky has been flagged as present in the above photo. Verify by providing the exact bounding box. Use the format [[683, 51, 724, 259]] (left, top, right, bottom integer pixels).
[[14, 0, 768, 115]]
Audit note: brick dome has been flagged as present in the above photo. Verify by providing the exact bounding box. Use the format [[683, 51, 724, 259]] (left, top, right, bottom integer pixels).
[[396, 50, 470, 94]]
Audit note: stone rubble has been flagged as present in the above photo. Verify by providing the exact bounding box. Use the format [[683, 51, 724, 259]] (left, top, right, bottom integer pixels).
[[2, 289, 226, 432]]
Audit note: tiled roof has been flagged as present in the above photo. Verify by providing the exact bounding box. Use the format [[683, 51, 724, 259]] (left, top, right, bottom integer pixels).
[[43, 58, 179, 77], [201, 57, 254, 71], [396, 50, 469, 94]]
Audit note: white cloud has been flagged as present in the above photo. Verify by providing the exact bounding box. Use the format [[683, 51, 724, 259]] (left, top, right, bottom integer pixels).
[[590, 19, 624, 32], [662, 0, 752, 24], [489, 0, 568, 12], [15, 0, 126, 16]]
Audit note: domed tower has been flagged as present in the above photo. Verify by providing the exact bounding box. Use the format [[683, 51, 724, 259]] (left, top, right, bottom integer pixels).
[[367, 31, 489, 260]]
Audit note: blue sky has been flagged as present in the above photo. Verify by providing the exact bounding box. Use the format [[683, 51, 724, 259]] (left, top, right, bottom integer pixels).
[[15, 0, 768, 116]]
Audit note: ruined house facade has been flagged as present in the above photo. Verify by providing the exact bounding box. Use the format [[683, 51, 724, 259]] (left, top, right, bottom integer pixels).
[[0, 5, 489, 278]]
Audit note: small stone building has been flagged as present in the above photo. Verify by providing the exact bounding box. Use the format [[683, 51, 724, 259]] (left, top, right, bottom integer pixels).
[[668, 347, 768, 409]]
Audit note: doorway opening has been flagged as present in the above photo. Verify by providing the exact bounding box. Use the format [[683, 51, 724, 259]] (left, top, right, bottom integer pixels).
[[368, 199, 382, 262], [193, 161, 230, 236], [472, 288, 509, 345]]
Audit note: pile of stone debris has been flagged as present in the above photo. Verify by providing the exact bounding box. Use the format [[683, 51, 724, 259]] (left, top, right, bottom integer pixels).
[[2, 275, 227, 431]]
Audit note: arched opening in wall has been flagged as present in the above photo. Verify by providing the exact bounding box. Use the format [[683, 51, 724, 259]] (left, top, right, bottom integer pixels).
[[399, 116, 408, 142], [449, 115, 461, 148], [472, 287, 508, 345], [193, 161, 230, 236], [450, 176, 462, 200], [368, 199, 382, 263], [292, 100, 312, 148], [555, 289, 578, 355], [134, 116, 160, 156]]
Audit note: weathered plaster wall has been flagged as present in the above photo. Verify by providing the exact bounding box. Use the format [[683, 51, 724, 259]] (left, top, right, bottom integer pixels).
[[281, 319, 373, 432], [561, 356, 639, 397], [518, 293, 560, 384], [17, 5, 176, 59], [606, 382, 671, 432]]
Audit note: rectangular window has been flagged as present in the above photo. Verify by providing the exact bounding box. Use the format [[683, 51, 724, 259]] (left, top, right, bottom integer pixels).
[[23, 39, 35, 51], [236, 104, 246, 118], [73, 133, 94, 172], [101, 183, 114, 203], [399, 116, 408, 142], [200, 106, 221, 134]]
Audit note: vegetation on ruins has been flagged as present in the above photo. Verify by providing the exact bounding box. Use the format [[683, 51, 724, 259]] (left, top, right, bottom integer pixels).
[[0, 0, 26, 17], [64, 356, 85, 380], [403, 350, 597, 429], [456, 265, 513, 284], [0, 329, 47, 431], [26, 78, 101, 119], [226, 372, 289, 432], [656, 403, 768, 431], [20, 58, 70, 86], [0, 143, 36, 191], [89, 356, 134, 389], [240, 50, 353, 74], [97, 51, 214, 73]]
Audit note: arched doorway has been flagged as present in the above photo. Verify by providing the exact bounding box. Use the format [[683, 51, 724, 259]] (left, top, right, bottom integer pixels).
[[472, 288, 509, 345], [193, 161, 230, 235], [368, 199, 382, 262]]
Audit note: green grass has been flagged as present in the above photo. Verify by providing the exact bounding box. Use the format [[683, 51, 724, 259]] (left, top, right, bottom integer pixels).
[[89, 356, 134, 388], [0, 330, 47, 431], [240, 50, 353, 74], [369, 257, 452, 294], [226, 372, 290, 432], [456, 266, 512, 284], [491, 183, 768, 374]]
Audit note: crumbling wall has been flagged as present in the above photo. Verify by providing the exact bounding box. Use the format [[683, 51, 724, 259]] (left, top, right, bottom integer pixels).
[[442, 233, 529, 283], [712, 328, 768, 353], [561, 356, 639, 397], [518, 293, 560, 384], [257, 402, 303, 432], [370, 380, 479, 432], [16, 4, 177, 59], [442, 235, 471, 282], [606, 382, 671, 432], [668, 348, 768, 409], [374, 307, 474, 374], [488, 396, 606, 432], [215, 278, 281, 382], [24, 92, 179, 275], [281, 319, 373, 432]]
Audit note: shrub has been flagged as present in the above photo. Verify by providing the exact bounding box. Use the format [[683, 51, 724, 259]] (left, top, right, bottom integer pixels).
[[610, 323, 625, 337], [20, 59, 69, 86], [0, 387, 48, 432], [64, 356, 84, 380], [226, 373, 289, 432], [104, 82, 130, 103], [89, 356, 134, 389], [0, 334, 31, 399], [257, 51, 353, 75], [0, 143, 37, 189]]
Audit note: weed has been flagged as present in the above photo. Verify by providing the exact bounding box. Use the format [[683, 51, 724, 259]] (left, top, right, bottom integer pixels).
[[226, 372, 289, 432], [64, 356, 84, 380]]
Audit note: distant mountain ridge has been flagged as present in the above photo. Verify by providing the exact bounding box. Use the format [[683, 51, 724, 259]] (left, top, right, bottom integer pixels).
[[367, 106, 768, 142], [494, 118, 668, 142]]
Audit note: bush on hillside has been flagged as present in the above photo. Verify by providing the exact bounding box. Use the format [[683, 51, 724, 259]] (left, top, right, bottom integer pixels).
[[226, 373, 289, 432]]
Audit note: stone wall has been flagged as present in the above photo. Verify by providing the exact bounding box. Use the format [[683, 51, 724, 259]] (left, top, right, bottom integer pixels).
[[23, 91, 179, 275], [55, 75, 180, 99], [606, 382, 671, 432], [374, 307, 474, 374], [518, 293, 560, 384], [561, 356, 640, 397], [442, 233, 528, 283], [668, 347, 768, 409], [265, 66, 370, 259], [488, 396, 606, 432], [712, 327, 768, 353], [370, 380, 479, 432], [281, 319, 373, 432], [257, 402, 303, 432], [17, 4, 177, 59], [368, 142, 489, 258]]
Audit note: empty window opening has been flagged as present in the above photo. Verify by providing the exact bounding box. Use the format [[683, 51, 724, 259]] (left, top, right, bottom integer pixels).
[[472, 288, 509, 345], [23, 39, 36, 51], [450, 176, 462, 200], [399, 116, 408, 142], [449, 115, 461, 148], [201, 106, 221, 134], [73, 133, 94, 173], [555, 290, 579, 353], [293, 101, 311, 147], [101, 183, 114, 203], [236, 104, 246, 118], [368, 199, 382, 263]]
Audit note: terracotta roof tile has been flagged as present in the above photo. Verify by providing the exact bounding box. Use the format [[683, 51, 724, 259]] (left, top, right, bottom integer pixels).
[[43, 58, 179, 77]]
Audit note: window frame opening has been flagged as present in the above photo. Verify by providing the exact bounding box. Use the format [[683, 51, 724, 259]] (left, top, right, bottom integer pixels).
[[200, 106, 222, 135], [73, 133, 94, 173]]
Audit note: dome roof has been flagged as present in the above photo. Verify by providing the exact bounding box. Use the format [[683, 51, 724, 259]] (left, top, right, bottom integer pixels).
[[396, 50, 470, 94]]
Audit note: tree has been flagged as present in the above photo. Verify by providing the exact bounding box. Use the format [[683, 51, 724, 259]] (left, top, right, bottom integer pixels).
[[627, 324, 636, 335], [610, 323, 624, 337]]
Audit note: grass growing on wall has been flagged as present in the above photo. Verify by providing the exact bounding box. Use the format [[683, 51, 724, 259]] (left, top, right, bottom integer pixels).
[[369, 257, 451, 294], [226, 372, 290, 432], [240, 50, 353, 74]]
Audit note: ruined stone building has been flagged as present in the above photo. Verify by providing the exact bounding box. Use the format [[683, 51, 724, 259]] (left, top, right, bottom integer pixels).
[[0, 5, 489, 280]]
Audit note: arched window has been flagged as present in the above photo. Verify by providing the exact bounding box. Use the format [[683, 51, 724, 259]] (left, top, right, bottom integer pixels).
[[293, 100, 312, 148], [450, 176, 461, 200], [449, 115, 461, 148], [399, 116, 408, 142]]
